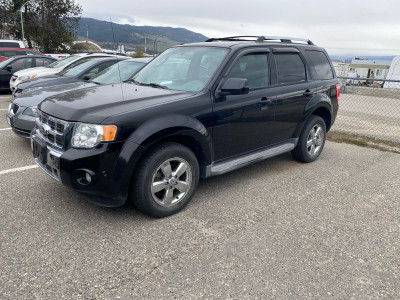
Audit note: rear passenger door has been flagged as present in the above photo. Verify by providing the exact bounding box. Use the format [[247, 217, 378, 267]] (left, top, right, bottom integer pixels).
[[272, 48, 311, 142]]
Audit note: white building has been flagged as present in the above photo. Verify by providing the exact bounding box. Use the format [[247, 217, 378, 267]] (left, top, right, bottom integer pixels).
[[349, 58, 391, 80], [383, 56, 400, 88]]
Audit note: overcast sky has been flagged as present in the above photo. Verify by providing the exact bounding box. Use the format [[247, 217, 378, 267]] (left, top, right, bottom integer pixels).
[[79, 0, 400, 56]]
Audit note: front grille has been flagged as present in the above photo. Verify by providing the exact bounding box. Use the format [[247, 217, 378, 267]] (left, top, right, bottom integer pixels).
[[36, 110, 68, 149]]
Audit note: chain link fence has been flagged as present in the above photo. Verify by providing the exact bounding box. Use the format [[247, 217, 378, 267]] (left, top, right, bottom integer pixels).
[[332, 76, 400, 143]]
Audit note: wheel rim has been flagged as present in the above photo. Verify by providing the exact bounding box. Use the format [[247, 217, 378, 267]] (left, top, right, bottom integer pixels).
[[150, 157, 192, 207], [306, 124, 324, 156]]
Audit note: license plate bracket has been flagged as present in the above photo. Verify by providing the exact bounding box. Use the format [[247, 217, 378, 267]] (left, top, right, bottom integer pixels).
[[32, 139, 47, 164]]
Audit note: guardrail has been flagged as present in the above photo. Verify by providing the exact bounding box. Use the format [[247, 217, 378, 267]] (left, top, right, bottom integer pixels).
[[333, 76, 400, 143]]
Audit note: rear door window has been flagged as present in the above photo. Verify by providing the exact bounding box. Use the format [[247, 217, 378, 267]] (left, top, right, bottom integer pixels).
[[35, 57, 53, 67], [305, 50, 334, 80], [274, 53, 306, 84]]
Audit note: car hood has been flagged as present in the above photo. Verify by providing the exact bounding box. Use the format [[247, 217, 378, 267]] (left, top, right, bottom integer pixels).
[[14, 67, 62, 77], [13, 81, 97, 108], [18, 75, 78, 90], [39, 83, 194, 123]]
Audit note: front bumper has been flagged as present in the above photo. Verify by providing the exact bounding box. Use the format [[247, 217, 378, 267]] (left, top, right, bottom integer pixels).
[[31, 130, 147, 207]]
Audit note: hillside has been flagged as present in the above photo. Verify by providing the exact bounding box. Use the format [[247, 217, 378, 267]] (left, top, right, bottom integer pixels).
[[76, 18, 208, 53]]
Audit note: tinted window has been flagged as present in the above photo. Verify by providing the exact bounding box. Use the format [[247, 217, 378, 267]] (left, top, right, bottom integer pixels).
[[0, 42, 20, 47], [227, 53, 269, 88], [305, 50, 334, 80], [0, 50, 27, 57], [274, 53, 306, 84]]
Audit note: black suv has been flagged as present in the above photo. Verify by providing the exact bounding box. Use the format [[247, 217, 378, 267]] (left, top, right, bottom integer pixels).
[[31, 36, 339, 217]]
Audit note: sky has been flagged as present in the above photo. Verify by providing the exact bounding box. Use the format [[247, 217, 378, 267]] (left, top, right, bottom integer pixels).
[[78, 0, 400, 56]]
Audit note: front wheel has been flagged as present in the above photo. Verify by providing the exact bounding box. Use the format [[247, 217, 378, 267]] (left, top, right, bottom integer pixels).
[[292, 115, 327, 163], [131, 142, 199, 218]]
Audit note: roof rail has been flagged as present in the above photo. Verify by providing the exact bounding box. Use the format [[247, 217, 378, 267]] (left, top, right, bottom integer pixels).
[[205, 35, 314, 45], [259, 36, 314, 45]]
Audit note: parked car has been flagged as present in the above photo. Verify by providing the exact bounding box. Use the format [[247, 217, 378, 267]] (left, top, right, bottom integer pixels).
[[0, 55, 56, 91], [30, 36, 339, 217], [0, 47, 45, 62], [10, 52, 126, 91], [7, 58, 151, 138], [13, 56, 130, 97], [0, 40, 25, 48]]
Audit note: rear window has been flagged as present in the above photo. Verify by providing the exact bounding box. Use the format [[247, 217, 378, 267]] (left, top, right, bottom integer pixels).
[[274, 53, 306, 84], [0, 42, 21, 47], [0, 50, 27, 57], [305, 50, 334, 80]]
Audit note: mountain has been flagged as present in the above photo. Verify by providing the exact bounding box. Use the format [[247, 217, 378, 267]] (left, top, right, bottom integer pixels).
[[76, 18, 208, 53]]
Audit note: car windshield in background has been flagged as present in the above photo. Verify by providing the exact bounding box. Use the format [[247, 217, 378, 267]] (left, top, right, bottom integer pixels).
[[47, 55, 78, 68], [58, 59, 101, 77], [132, 47, 229, 92], [90, 60, 145, 85], [0, 57, 14, 69]]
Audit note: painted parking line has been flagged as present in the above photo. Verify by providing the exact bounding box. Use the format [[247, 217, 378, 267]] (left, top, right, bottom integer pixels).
[[0, 128, 11, 131], [0, 165, 38, 175], [0, 109, 8, 111]]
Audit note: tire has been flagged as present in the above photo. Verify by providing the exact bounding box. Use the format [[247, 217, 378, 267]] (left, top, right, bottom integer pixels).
[[131, 142, 200, 218], [292, 115, 327, 163]]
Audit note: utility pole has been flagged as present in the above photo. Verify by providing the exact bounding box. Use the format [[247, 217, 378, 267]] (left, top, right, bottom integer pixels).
[[144, 34, 147, 54]]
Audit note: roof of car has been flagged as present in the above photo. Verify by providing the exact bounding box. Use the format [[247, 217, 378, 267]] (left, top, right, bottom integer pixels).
[[8, 55, 57, 60], [0, 47, 43, 52], [179, 36, 322, 50]]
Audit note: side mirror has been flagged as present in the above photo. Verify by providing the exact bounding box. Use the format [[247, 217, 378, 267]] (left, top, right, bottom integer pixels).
[[218, 78, 249, 98], [6, 65, 12, 71], [83, 72, 96, 80]]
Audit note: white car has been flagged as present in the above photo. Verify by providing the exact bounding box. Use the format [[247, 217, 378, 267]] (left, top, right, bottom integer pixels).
[[9, 52, 125, 91]]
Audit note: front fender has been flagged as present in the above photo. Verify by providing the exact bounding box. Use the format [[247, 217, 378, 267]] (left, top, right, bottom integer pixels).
[[126, 113, 213, 164]]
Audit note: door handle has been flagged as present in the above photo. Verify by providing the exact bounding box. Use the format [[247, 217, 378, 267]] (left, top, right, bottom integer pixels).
[[258, 97, 272, 104], [303, 90, 313, 97]]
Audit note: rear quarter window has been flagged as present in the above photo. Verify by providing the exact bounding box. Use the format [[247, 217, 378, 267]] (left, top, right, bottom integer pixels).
[[305, 50, 334, 80]]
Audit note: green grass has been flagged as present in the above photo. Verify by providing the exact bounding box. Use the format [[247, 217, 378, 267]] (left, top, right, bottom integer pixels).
[[327, 131, 400, 154]]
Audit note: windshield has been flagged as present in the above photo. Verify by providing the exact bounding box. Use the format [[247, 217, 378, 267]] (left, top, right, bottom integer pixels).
[[47, 55, 78, 68], [0, 57, 14, 69], [90, 60, 145, 84], [132, 47, 229, 92], [58, 59, 101, 77]]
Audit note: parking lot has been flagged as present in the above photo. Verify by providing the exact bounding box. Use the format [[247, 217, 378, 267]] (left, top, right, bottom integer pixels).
[[1, 93, 400, 299]]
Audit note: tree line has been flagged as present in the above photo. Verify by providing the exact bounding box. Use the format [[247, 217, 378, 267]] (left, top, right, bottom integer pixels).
[[0, 0, 82, 52]]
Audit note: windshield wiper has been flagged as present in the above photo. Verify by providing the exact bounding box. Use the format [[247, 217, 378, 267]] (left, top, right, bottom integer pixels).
[[143, 82, 169, 89], [128, 80, 169, 89]]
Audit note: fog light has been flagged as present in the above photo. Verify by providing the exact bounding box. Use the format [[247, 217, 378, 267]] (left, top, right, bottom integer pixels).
[[74, 169, 96, 186], [85, 172, 92, 184]]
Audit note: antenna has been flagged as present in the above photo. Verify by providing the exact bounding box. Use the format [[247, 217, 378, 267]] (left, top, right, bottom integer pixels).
[[109, 18, 124, 99]]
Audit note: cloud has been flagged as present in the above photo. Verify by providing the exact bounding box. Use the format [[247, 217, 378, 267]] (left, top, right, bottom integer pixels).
[[80, 0, 400, 55]]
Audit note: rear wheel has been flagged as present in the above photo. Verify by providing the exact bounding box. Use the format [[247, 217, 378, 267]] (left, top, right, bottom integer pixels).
[[292, 115, 327, 163], [131, 142, 199, 218]]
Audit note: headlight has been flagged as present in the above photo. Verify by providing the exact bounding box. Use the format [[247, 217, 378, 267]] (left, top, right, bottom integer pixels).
[[71, 123, 117, 148], [20, 74, 37, 82], [22, 106, 37, 117]]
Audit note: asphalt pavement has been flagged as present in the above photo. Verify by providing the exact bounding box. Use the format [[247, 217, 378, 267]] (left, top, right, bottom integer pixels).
[[1, 93, 399, 299]]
